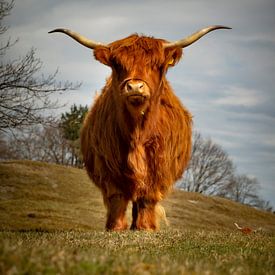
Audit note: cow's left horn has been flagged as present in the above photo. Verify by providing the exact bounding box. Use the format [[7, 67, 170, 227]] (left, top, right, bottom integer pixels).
[[164, 25, 231, 49], [48, 28, 105, 49]]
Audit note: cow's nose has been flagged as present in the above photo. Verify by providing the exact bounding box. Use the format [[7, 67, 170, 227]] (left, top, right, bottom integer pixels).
[[126, 80, 145, 94]]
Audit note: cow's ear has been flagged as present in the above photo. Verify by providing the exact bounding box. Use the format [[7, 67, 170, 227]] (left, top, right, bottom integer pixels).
[[165, 47, 183, 67], [94, 46, 111, 66]]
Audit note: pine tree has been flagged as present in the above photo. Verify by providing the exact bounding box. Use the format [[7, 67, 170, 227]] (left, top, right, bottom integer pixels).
[[60, 104, 88, 166]]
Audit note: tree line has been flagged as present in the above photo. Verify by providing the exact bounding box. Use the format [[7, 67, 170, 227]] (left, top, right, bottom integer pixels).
[[1, 113, 272, 212], [1, 104, 88, 167], [0, 0, 273, 213], [177, 132, 273, 212]]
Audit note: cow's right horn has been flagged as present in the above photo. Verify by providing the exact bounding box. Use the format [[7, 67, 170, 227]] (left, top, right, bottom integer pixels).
[[48, 28, 106, 49]]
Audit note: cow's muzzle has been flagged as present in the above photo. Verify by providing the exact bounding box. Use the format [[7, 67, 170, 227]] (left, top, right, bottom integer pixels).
[[123, 80, 150, 107]]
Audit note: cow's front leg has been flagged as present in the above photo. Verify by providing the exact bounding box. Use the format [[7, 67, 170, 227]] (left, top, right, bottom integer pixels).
[[130, 199, 158, 231], [106, 194, 128, 231]]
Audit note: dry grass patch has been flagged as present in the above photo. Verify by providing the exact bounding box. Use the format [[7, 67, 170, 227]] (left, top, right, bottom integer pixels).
[[0, 230, 274, 275]]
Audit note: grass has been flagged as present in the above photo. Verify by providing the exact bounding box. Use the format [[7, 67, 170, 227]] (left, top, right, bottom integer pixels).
[[1, 230, 274, 274], [0, 160, 105, 231], [0, 160, 275, 274]]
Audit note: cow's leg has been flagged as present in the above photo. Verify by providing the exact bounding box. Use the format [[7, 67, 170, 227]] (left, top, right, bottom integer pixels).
[[130, 199, 158, 231], [106, 194, 128, 231], [130, 201, 138, 230]]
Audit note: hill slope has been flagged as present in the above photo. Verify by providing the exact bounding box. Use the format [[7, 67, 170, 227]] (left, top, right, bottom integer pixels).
[[0, 160, 274, 233]]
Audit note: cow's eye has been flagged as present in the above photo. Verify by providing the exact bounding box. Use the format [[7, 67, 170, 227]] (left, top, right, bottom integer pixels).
[[111, 60, 123, 72]]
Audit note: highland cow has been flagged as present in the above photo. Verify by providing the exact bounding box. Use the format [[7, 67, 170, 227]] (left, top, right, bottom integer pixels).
[[49, 25, 230, 231]]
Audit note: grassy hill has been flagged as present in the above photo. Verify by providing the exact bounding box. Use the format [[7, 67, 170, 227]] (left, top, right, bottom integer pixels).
[[0, 160, 105, 231], [0, 160, 274, 233], [0, 160, 274, 274]]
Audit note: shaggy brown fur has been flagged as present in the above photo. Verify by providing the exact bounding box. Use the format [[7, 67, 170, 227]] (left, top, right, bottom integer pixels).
[[81, 34, 192, 231]]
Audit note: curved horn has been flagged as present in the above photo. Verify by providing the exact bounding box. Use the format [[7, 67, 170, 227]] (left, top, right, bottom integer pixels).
[[164, 25, 231, 49], [48, 28, 105, 49]]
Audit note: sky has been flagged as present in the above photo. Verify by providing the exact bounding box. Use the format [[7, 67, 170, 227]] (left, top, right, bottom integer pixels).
[[3, 0, 275, 207]]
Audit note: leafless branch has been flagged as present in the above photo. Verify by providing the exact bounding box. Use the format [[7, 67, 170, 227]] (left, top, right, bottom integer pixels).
[[179, 132, 234, 195], [0, 1, 81, 132]]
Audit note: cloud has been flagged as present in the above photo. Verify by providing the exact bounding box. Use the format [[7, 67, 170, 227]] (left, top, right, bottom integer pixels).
[[213, 86, 265, 107]]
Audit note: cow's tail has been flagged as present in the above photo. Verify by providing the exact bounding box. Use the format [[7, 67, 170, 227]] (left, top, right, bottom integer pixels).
[[156, 204, 169, 227]]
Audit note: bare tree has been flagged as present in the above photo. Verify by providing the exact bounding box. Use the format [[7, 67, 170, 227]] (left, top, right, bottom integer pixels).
[[0, 0, 80, 132], [253, 199, 273, 212], [0, 131, 16, 159], [41, 125, 71, 164], [5, 123, 72, 165], [0, 0, 13, 35], [178, 132, 234, 195], [177, 132, 273, 212], [220, 174, 273, 211], [2, 104, 88, 166], [221, 175, 259, 204]]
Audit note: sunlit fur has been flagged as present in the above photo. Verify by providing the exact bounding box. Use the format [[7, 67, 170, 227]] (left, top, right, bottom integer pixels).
[[81, 34, 192, 231]]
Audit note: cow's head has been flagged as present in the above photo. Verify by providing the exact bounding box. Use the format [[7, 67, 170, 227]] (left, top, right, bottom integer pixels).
[[93, 34, 184, 117], [49, 26, 230, 118]]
